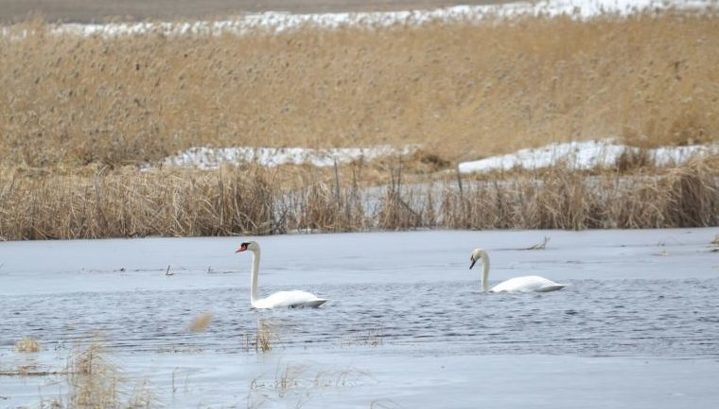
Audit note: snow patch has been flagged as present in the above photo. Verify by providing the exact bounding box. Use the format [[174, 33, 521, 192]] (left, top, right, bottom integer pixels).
[[155, 145, 417, 170], [458, 139, 719, 173], [2, 0, 716, 39]]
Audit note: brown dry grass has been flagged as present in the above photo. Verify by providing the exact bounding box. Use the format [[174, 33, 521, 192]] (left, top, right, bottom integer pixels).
[[15, 336, 41, 353], [66, 343, 121, 408], [244, 320, 279, 353], [1, 11, 718, 238], [0, 166, 277, 239], [68, 343, 153, 408], [188, 312, 213, 332], [6, 342, 153, 408], [1, 12, 718, 171], [1, 157, 717, 239], [442, 158, 719, 230]]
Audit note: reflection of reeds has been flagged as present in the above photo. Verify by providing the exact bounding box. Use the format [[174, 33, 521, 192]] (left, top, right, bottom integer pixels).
[[340, 327, 384, 348], [248, 364, 370, 408]]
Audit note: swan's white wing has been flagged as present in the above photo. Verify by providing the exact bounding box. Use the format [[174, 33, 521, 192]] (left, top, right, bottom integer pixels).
[[490, 275, 565, 293], [255, 290, 327, 309]]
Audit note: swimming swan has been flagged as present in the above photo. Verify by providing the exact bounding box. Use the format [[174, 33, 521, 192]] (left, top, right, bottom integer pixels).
[[236, 241, 327, 309], [469, 248, 565, 293]]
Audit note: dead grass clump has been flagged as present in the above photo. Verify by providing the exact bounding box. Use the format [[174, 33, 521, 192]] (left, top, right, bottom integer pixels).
[[285, 180, 363, 232], [408, 149, 451, 173], [376, 166, 429, 230], [66, 343, 120, 409], [377, 188, 421, 230], [0, 167, 277, 239], [531, 168, 599, 230], [244, 320, 278, 353], [188, 312, 213, 333], [662, 161, 719, 227], [281, 162, 368, 233], [56, 342, 155, 408], [15, 336, 41, 353], [615, 148, 653, 172], [441, 159, 719, 230]]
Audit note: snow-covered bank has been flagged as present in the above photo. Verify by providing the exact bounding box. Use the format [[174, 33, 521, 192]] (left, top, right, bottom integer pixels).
[[154, 145, 417, 170], [458, 139, 719, 174], [2, 0, 716, 38], [154, 140, 718, 172]]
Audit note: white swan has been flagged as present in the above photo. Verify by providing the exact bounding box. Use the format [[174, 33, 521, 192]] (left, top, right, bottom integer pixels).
[[236, 241, 327, 309], [469, 248, 565, 293]]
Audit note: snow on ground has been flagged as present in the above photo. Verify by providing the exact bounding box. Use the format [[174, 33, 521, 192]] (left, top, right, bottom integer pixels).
[[458, 139, 719, 174], [1, 0, 716, 38], [154, 140, 718, 172], [155, 145, 417, 170]]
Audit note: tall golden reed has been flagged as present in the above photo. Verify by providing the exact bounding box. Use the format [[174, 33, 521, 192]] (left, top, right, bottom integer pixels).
[[1, 12, 718, 169], [1, 159, 717, 240]]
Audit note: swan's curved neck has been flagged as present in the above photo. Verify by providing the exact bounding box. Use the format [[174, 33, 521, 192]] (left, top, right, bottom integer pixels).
[[249, 248, 261, 306], [479, 251, 490, 292]]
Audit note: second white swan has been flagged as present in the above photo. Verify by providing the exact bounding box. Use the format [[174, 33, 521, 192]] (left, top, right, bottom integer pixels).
[[469, 247, 565, 293], [236, 241, 327, 309]]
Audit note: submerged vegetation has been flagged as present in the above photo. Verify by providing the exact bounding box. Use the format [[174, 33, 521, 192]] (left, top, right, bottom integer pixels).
[[0, 10, 718, 239]]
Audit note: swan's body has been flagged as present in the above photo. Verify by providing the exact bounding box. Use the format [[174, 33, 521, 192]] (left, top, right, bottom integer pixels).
[[469, 248, 565, 293], [237, 241, 327, 309]]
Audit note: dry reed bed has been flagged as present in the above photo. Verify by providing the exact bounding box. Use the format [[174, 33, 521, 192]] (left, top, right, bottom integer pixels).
[[1, 12, 718, 170], [1, 159, 717, 240], [2, 342, 152, 408]]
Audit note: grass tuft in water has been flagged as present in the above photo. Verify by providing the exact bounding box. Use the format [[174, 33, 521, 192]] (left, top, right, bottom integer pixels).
[[15, 336, 41, 353], [188, 312, 213, 333]]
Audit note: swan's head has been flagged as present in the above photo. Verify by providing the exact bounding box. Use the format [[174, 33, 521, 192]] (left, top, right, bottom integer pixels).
[[469, 247, 486, 269], [235, 241, 259, 253]]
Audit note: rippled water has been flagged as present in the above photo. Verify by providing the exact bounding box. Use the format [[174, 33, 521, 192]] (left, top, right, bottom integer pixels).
[[3, 278, 719, 358], [2, 229, 719, 407]]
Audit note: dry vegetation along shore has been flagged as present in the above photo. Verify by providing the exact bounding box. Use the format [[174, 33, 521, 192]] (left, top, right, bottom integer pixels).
[[1, 11, 718, 238]]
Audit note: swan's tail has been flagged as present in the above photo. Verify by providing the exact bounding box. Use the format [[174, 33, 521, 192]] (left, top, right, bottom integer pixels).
[[289, 299, 328, 309], [537, 284, 566, 292]]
